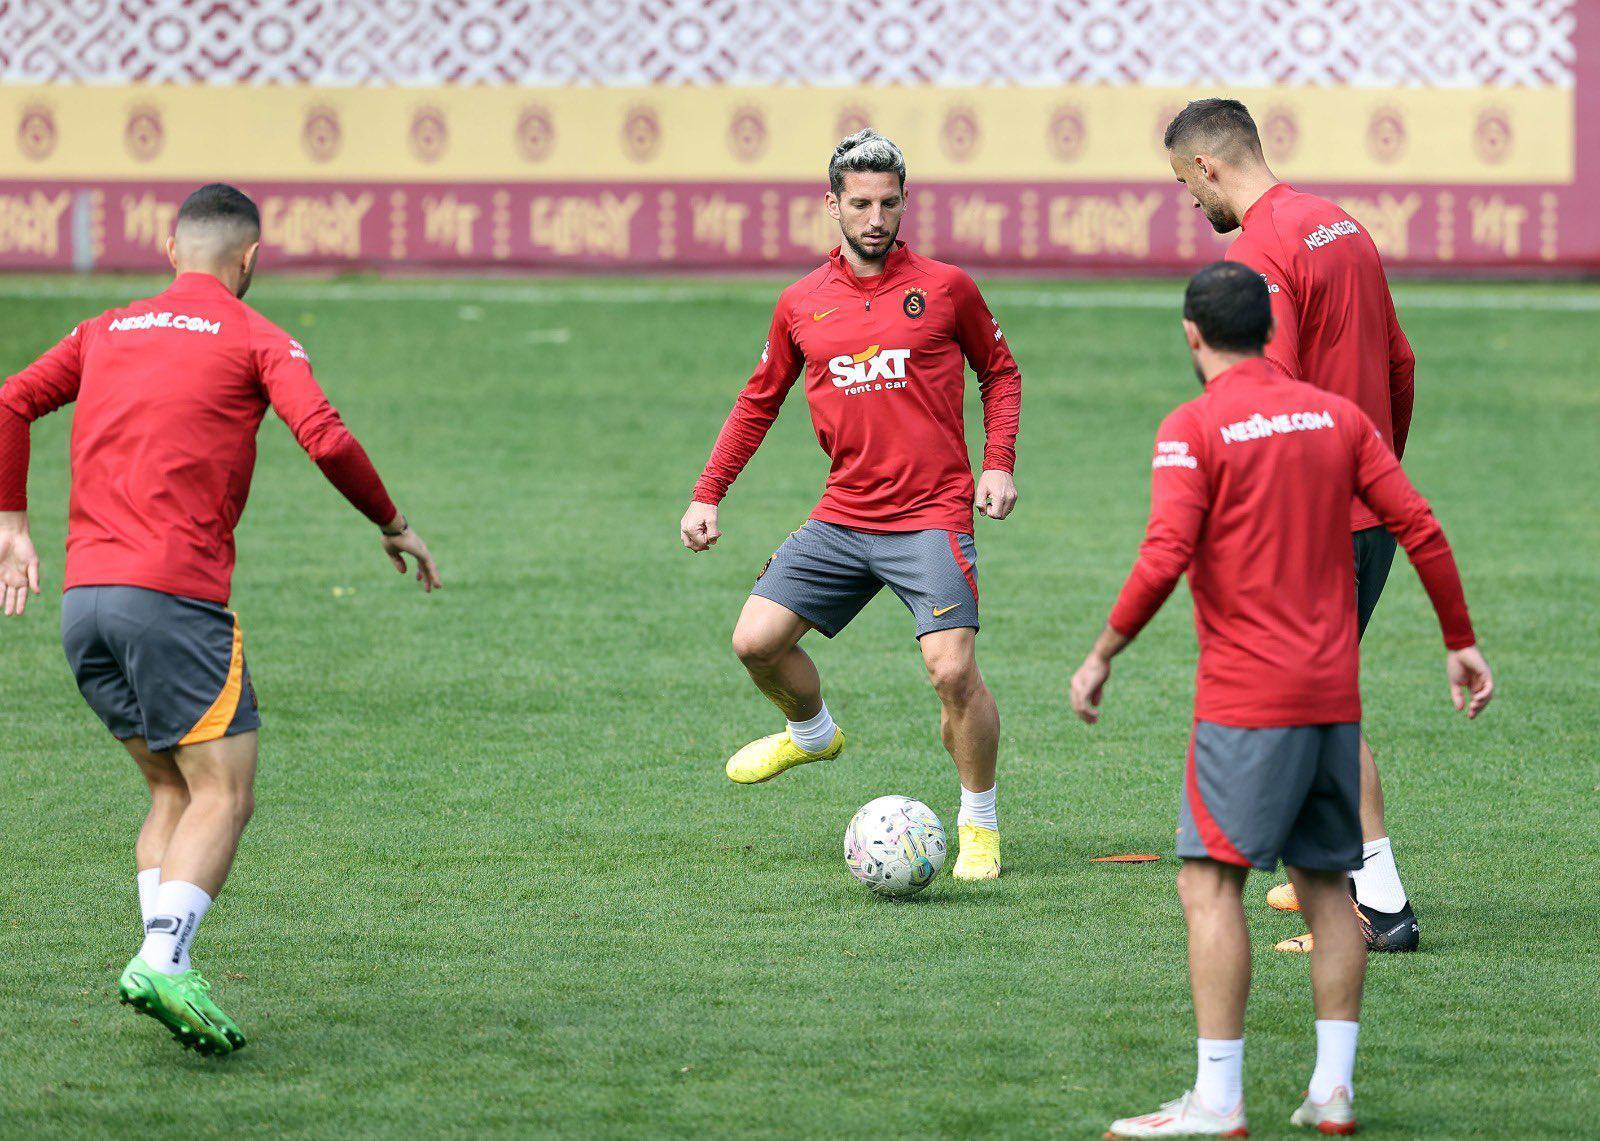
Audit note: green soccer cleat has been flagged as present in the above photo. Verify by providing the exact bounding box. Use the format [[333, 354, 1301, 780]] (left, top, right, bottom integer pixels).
[[118, 956, 247, 1056]]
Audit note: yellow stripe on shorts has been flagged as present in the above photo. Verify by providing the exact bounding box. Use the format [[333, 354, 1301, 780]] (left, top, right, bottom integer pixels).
[[178, 616, 244, 747]]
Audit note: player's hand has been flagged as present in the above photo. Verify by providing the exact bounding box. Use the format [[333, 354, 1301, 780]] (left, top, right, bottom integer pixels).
[[975, 470, 1018, 520], [1070, 652, 1111, 724], [1447, 644, 1494, 719], [380, 518, 442, 593], [681, 501, 721, 552], [0, 513, 41, 618]]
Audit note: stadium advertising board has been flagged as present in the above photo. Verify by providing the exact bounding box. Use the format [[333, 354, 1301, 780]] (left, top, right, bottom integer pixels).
[[0, 1, 1593, 272]]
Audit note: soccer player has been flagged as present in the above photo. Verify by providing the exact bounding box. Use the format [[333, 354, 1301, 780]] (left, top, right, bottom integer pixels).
[[0, 184, 441, 1055], [1165, 98, 1424, 952], [1072, 263, 1492, 1137], [680, 129, 1021, 880]]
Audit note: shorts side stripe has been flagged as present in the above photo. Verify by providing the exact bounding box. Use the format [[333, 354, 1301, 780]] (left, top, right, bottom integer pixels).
[[1185, 724, 1250, 867], [178, 616, 244, 747], [946, 532, 978, 604]]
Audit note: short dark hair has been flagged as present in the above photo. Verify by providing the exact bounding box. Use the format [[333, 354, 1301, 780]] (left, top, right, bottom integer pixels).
[[1163, 98, 1263, 162], [1183, 261, 1271, 353], [176, 183, 260, 237]]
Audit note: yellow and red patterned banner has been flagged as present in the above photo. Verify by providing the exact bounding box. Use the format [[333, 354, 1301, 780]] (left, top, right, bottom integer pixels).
[[0, 1, 1593, 272]]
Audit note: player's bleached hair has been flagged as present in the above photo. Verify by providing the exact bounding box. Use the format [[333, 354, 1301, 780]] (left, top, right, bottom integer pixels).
[[828, 129, 906, 196], [1163, 99, 1264, 163]]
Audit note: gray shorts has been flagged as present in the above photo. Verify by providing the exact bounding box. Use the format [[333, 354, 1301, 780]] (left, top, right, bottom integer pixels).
[[1176, 721, 1362, 872], [751, 520, 980, 639], [61, 586, 260, 754], [1353, 525, 1397, 639]]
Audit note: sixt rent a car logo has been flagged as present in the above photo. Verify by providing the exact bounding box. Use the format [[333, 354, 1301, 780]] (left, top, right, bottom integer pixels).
[[107, 311, 222, 335], [827, 345, 911, 388]]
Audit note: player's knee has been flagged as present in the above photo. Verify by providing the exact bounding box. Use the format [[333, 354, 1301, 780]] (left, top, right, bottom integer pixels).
[[925, 651, 982, 707], [149, 778, 191, 812], [190, 776, 253, 827], [235, 787, 256, 829], [732, 626, 785, 670], [1177, 861, 1232, 917]]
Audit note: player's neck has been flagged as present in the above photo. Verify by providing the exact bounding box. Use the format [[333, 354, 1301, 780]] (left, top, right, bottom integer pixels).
[[1229, 170, 1282, 226], [174, 264, 242, 295], [1199, 349, 1264, 385], [840, 248, 889, 278]]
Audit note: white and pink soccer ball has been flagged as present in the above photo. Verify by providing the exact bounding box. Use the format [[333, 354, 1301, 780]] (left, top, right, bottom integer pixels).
[[844, 795, 947, 897]]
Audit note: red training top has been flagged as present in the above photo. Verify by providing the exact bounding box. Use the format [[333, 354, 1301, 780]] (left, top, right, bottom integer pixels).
[[0, 272, 397, 604], [691, 243, 1021, 533], [1226, 183, 1416, 532], [1109, 357, 1474, 728]]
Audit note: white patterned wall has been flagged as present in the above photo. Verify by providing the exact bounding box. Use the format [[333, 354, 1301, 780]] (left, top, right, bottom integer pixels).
[[0, 0, 1576, 87]]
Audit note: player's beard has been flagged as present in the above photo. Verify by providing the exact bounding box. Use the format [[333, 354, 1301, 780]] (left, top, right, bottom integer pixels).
[[844, 220, 900, 266], [1198, 191, 1239, 234]]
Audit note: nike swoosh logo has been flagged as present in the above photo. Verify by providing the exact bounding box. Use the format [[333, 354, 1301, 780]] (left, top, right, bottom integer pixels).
[[812, 308, 838, 321], [932, 603, 961, 617]]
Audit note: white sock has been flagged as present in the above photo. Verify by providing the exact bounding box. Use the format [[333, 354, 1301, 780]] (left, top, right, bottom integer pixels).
[[957, 784, 998, 831], [1350, 837, 1407, 913], [1195, 1037, 1244, 1114], [136, 868, 161, 929], [139, 880, 213, 975], [1308, 1019, 1359, 1101], [787, 703, 837, 754]]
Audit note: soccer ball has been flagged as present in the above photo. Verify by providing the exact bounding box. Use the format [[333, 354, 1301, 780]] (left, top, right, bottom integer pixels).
[[844, 795, 947, 897]]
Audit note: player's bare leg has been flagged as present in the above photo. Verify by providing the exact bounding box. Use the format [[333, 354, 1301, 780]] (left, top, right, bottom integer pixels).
[[731, 595, 821, 721], [1357, 735, 1385, 840], [126, 737, 189, 922], [1107, 859, 1251, 1136], [921, 628, 998, 793], [725, 596, 845, 783], [1286, 866, 1365, 1134], [917, 628, 1002, 880], [160, 732, 257, 896], [1181, 859, 1251, 1042]]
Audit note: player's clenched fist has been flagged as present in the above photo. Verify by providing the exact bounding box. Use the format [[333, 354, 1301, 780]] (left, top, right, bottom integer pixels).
[[975, 469, 1018, 520], [680, 501, 721, 552]]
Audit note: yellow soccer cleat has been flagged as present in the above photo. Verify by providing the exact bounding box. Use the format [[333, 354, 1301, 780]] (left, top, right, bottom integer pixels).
[[952, 823, 1001, 881], [1267, 882, 1301, 912], [1275, 932, 1315, 953], [725, 728, 845, 785]]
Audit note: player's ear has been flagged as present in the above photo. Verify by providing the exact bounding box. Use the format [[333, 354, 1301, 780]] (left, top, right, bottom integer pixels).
[[1182, 318, 1203, 352], [824, 191, 841, 222], [165, 235, 178, 272], [242, 241, 260, 274]]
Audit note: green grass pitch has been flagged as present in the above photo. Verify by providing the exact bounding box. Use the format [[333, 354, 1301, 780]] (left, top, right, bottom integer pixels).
[[0, 274, 1595, 1138]]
